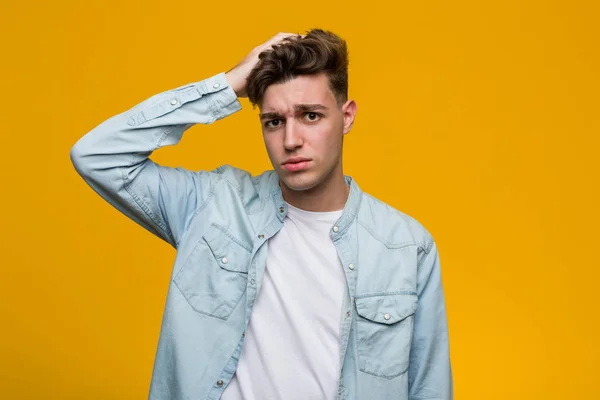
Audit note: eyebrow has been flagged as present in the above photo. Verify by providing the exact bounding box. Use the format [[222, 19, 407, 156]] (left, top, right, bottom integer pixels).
[[259, 104, 328, 120]]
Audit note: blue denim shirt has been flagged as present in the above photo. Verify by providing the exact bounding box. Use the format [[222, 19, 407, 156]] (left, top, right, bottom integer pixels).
[[70, 72, 453, 400]]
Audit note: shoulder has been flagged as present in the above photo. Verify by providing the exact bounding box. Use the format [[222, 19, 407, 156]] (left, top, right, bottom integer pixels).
[[357, 191, 435, 253], [212, 164, 277, 199]]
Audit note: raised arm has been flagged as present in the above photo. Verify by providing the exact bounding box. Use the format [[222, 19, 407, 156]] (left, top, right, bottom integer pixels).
[[70, 73, 240, 248], [70, 33, 298, 249]]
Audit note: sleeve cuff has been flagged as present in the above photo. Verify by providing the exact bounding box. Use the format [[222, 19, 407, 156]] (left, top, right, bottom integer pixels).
[[197, 72, 243, 120]]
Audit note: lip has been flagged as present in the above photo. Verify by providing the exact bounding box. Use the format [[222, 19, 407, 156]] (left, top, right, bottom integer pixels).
[[282, 158, 312, 172], [283, 157, 311, 165]]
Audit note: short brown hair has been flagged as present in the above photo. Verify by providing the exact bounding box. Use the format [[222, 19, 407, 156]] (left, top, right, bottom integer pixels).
[[246, 29, 349, 107]]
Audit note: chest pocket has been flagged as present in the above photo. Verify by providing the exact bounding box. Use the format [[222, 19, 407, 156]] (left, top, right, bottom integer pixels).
[[173, 223, 252, 320], [354, 293, 418, 379]]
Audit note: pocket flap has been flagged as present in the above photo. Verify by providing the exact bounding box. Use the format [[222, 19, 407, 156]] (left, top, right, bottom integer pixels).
[[202, 224, 252, 273], [355, 293, 418, 325]]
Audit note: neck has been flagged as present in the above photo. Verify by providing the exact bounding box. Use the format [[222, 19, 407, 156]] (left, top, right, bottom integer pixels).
[[279, 165, 350, 212]]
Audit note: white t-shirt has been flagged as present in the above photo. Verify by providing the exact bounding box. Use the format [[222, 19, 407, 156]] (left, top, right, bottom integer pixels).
[[221, 201, 346, 400]]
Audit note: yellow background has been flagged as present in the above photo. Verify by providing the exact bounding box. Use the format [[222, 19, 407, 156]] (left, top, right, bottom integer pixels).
[[1, 0, 598, 398]]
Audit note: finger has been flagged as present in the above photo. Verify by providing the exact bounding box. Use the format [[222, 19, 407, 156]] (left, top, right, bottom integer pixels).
[[270, 32, 298, 45], [257, 32, 300, 53]]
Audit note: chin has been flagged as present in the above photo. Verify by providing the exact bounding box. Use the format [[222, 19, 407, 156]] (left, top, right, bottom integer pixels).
[[279, 171, 320, 192]]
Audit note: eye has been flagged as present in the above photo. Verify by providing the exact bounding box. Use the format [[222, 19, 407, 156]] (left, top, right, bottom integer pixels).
[[265, 119, 283, 129], [304, 112, 321, 122]]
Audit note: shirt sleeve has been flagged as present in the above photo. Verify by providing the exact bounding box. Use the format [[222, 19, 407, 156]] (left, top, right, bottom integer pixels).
[[408, 238, 453, 399], [70, 72, 242, 249]]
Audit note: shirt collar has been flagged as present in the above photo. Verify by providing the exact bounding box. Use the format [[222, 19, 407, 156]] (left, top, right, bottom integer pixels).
[[270, 174, 362, 237]]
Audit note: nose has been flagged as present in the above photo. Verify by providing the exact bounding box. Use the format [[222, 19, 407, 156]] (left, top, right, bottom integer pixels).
[[283, 120, 303, 151]]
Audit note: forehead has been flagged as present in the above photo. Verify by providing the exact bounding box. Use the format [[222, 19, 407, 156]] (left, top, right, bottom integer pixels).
[[260, 73, 336, 113]]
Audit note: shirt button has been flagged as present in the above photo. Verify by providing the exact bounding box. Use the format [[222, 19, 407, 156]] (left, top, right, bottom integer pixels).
[[216, 380, 224, 387], [346, 311, 351, 317], [213, 83, 220, 89], [250, 278, 256, 285], [333, 226, 339, 232], [221, 257, 228, 264], [279, 206, 285, 213], [170, 99, 177, 105], [384, 313, 391, 321], [258, 234, 264, 239], [348, 263, 354, 270]]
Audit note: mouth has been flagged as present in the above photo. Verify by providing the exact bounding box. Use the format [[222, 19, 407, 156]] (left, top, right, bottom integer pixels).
[[282, 158, 312, 172]]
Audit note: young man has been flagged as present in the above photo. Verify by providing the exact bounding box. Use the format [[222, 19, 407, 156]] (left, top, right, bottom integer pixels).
[[71, 29, 452, 400]]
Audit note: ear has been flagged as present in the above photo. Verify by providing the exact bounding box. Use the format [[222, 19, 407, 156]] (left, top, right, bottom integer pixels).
[[341, 100, 357, 135]]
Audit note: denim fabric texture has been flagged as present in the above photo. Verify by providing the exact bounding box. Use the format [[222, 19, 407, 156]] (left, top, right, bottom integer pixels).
[[70, 73, 453, 400]]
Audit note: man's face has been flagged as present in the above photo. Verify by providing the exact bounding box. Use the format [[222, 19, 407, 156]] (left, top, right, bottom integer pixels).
[[259, 73, 356, 193]]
